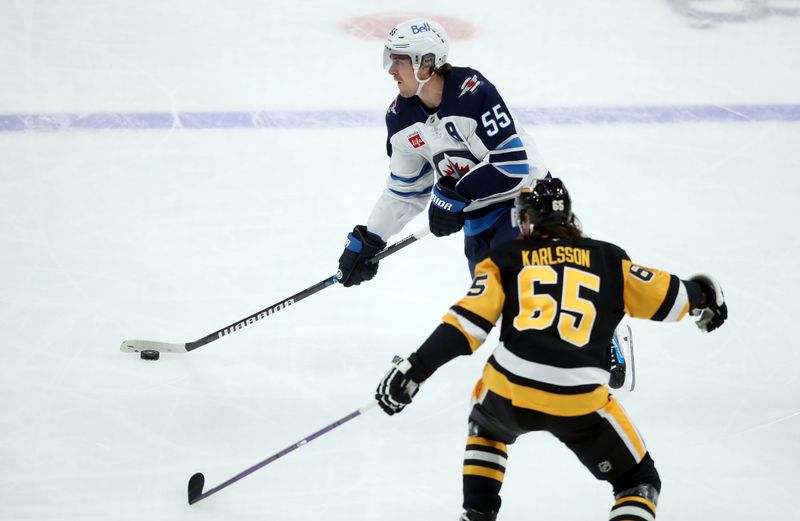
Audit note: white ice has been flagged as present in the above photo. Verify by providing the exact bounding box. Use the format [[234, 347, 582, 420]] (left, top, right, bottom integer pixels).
[[1, 1, 798, 520]]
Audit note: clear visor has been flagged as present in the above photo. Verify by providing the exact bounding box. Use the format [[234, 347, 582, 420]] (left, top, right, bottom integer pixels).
[[383, 47, 415, 70]]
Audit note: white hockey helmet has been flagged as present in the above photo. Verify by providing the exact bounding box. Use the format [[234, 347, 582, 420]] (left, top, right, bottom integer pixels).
[[382, 19, 449, 72]]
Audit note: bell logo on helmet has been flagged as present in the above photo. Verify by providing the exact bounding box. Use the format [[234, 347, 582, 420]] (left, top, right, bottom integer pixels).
[[410, 23, 432, 34]]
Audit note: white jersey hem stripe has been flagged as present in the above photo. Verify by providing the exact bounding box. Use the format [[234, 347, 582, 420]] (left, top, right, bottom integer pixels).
[[491, 342, 610, 387]]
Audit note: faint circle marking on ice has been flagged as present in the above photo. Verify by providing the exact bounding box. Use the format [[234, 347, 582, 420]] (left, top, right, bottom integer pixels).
[[340, 13, 475, 41]]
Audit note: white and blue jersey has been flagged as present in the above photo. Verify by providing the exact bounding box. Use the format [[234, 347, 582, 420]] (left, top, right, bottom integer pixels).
[[366, 66, 547, 250]]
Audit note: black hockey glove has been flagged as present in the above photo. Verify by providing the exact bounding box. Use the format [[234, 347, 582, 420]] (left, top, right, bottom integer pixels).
[[428, 176, 469, 237], [375, 354, 424, 415], [336, 225, 386, 287], [689, 273, 728, 332]]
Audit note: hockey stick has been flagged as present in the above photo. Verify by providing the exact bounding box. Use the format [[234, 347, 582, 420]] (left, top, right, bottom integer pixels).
[[121, 227, 430, 354], [187, 401, 377, 505]]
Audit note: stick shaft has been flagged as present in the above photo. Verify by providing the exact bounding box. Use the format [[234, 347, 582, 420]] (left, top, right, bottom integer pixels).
[[191, 401, 376, 504], [183, 227, 429, 352]]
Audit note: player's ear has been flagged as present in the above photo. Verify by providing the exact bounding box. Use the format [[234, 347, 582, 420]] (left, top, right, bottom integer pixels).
[[420, 53, 436, 78]]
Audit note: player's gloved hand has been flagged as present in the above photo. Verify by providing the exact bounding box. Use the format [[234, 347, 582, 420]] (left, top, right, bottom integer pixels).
[[376, 354, 424, 415], [429, 176, 469, 237], [689, 273, 728, 332], [336, 225, 386, 287]]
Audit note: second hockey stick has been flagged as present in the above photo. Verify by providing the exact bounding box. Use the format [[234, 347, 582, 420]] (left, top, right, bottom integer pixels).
[[120, 226, 429, 354], [187, 401, 377, 505]]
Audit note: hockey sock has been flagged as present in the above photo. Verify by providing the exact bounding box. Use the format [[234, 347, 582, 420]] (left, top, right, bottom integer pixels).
[[609, 484, 658, 521], [462, 436, 507, 513]]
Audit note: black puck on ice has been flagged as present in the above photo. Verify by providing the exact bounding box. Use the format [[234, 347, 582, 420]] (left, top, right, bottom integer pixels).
[[140, 350, 160, 361]]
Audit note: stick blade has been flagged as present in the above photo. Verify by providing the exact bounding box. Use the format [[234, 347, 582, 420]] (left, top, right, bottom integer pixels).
[[120, 339, 188, 353], [187, 472, 205, 504]]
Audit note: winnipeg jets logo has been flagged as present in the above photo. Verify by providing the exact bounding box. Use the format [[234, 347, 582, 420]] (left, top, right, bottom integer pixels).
[[434, 151, 478, 180], [459, 75, 481, 97], [441, 154, 472, 178], [387, 99, 397, 115]]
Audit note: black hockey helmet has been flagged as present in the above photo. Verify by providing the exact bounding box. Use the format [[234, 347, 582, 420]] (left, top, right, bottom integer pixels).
[[514, 177, 573, 232]]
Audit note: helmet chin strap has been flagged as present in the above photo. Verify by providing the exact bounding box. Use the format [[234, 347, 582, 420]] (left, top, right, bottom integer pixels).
[[413, 68, 433, 97]]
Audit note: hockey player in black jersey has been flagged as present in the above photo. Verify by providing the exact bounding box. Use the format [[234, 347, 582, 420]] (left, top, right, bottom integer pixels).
[[335, 18, 548, 286], [374, 177, 728, 521]]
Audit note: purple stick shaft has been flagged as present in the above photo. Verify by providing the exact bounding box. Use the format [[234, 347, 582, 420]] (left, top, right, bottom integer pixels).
[[193, 402, 375, 503]]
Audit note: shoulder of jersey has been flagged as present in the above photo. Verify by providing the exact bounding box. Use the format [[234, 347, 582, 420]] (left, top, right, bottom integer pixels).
[[385, 95, 427, 137], [445, 66, 495, 100], [486, 237, 629, 265], [482, 236, 527, 264], [577, 237, 630, 262]]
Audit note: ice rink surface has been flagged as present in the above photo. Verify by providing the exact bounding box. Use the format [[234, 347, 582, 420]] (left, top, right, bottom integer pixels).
[[1, 1, 798, 519]]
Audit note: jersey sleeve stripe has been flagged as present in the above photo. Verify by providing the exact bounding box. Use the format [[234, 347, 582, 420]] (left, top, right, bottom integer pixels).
[[443, 310, 487, 351], [488, 150, 528, 164], [389, 162, 432, 183], [451, 305, 495, 333], [495, 135, 524, 150], [388, 186, 433, 198], [663, 280, 690, 322], [494, 163, 530, 175], [650, 274, 681, 321]]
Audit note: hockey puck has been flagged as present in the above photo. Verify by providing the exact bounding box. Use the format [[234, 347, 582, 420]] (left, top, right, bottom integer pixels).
[[140, 350, 160, 361]]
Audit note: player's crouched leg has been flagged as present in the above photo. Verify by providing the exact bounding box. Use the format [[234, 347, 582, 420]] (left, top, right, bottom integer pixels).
[[461, 428, 506, 520], [608, 453, 661, 521]]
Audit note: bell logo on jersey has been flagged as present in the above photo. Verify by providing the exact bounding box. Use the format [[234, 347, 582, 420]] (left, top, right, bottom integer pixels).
[[410, 23, 431, 34], [459, 74, 481, 97], [408, 132, 426, 149]]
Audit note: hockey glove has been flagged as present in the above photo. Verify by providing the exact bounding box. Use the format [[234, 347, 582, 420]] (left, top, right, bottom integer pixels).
[[689, 273, 728, 332], [375, 355, 423, 415], [429, 176, 469, 237], [336, 225, 386, 287]]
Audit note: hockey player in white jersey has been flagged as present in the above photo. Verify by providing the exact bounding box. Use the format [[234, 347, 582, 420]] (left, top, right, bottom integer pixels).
[[336, 18, 548, 285], [335, 18, 636, 391]]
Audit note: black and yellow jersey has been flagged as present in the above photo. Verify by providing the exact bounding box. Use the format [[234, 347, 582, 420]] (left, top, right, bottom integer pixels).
[[411, 236, 703, 417]]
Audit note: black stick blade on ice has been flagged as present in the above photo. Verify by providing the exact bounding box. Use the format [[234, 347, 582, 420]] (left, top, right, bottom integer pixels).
[[187, 472, 205, 504]]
